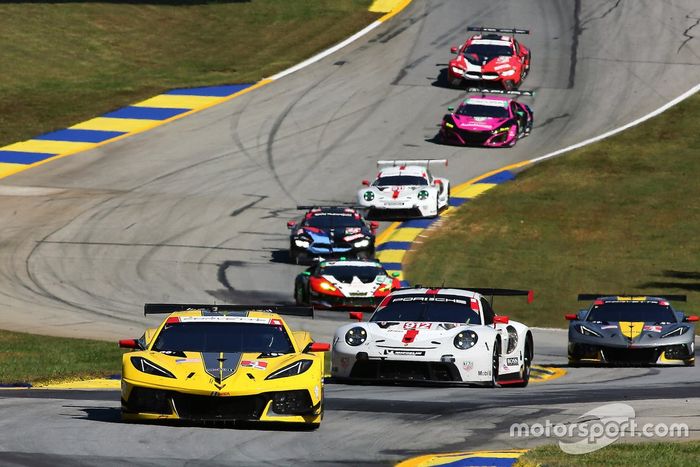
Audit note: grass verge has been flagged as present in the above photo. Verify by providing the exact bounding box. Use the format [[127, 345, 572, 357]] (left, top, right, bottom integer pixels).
[[0, 0, 378, 147], [405, 94, 700, 329], [515, 441, 700, 466], [0, 329, 122, 384]]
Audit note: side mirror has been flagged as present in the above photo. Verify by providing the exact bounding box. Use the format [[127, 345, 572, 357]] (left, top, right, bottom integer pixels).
[[685, 315, 699, 322], [493, 315, 509, 324], [447, 106, 454, 112], [286, 220, 296, 229], [307, 342, 331, 352], [369, 221, 379, 230], [362, 180, 370, 187], [119, 339, 140, 349], [565, 314, 578, 321], [349, 311, 364, 322], [450, 46, 458, 54]]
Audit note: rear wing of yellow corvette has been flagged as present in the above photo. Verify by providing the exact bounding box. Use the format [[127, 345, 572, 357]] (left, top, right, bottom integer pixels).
[[143, 303, 314, 318]]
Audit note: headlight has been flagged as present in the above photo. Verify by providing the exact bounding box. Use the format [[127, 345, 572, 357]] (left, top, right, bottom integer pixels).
[[265, 360, 313, 380], [453, 330, 478, 350], [130, 356, 176, 378], [445, 122, 454, 128], [506, 326, 518, 354], [662, 326, 689, 338], [451, 66, 464, 74], [353, 238, 370, 248], [500, 69, 516, 76], [294, 238, 310, 248], [492, 126, 511, 134], [345, 327, 367, 346], [575, 324, 602, 338], [363, 191, 375, 201], [417, 190, 429, 200]]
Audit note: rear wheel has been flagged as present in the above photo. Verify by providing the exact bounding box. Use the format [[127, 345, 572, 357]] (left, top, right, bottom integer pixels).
[[294, 283, 306, 305]]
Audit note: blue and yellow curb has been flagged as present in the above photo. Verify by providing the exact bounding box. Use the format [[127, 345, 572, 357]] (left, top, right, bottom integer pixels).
[[0, 83, 264, 181], [396, 449, 527, 467]]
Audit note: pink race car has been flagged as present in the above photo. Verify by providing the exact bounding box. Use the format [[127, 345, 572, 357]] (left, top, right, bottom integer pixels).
[[439, 89, 534, 148]]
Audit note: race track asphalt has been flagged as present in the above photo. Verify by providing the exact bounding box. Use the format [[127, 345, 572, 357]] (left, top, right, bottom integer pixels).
[[0, 0, 699, 465]]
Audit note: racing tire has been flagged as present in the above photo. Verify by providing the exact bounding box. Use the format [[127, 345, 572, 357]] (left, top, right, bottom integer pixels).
[[511, 334, 533, 388], [503, 80, 515, 91], [449, 77, 462, 88], [294, 285, 306, 305], [488, 340, 500, 388]]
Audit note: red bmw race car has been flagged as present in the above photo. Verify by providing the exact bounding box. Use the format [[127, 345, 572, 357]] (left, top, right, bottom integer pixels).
[[448, 27, 531, 90]]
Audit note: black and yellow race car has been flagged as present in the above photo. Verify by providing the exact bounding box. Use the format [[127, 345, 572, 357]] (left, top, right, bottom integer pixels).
[[119, 304, 329, 427], [566, 295, 697, 366]]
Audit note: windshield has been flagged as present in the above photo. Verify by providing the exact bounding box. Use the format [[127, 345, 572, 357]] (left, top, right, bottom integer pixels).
[[320, 265, 385, 284], [371, 295, 481, 324], [375, 175, 428, 187], [304, 214, 365, 229], [464, 44, 513, 58], [152, 322, 295, 354], [587, 303, 677, 324], [457, 103, 509, 119]]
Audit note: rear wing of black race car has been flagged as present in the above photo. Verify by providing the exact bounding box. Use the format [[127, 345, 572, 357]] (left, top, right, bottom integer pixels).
[[577, 294, 687, 302], [467, 87, 535, 97], [144, 303, 314, 318], [468, 27, 530, 35]]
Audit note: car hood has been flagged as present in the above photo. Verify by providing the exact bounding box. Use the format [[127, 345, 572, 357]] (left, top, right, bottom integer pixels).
[[324, 274, 392, 296], [574, 321, 690, 344], [365, 321, 475, 346], [368, 185, 431, 197], [124, 350, 306, 390], [452, 114, 509, 131], [296, 226, 368, 242]]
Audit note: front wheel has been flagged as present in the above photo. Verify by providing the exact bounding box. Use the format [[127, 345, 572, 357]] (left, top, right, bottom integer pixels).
[[488, 341, 500, 388], [511, 335, 533, 388], [449, 77, 462, 88]]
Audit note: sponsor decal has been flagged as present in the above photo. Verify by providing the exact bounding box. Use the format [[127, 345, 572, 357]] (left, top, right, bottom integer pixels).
[[463, 360, 474, 372], [478, 370, 491, 376], [383, 349, 425, 356], [343, 233, 364, 242], [393, 296, 468, 305], [506, 357, 519, 366], [207, 368, 238, 373], [241, 360, 268, 370], [643, 325, 663, 332], [465, 97, 508, 108], [175, 358, 201, 364], [403, 322, 433, 330], [179, 316, 271, 324]]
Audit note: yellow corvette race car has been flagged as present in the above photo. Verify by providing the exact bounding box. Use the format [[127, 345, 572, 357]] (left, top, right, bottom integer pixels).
[[119, 304, 329, 427]]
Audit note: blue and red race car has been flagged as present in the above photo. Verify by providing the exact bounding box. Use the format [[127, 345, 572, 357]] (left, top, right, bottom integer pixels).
[[287, 206, 378, 264]]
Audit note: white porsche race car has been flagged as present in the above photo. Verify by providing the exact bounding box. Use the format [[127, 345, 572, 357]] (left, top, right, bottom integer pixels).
[[331, 287, 534, 387], [357, 160, 450, 219]]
